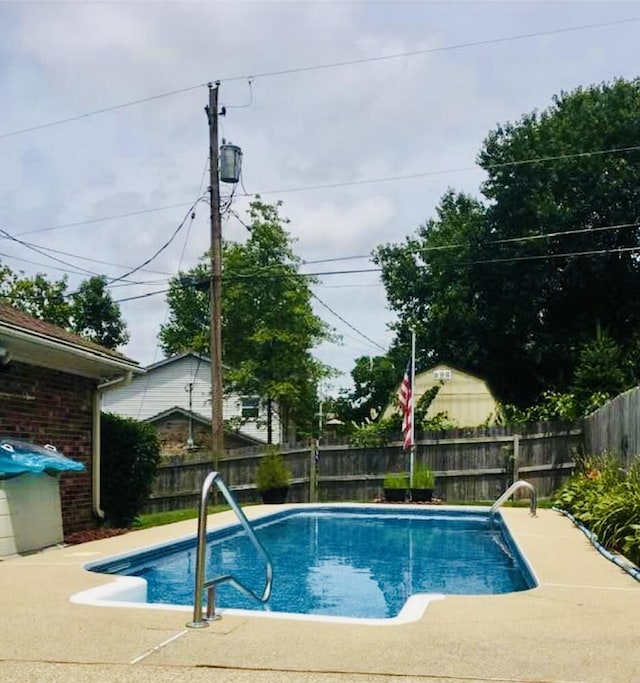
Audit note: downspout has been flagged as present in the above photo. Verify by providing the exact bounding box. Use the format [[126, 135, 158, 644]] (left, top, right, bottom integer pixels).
[[94, 372, 133, 520]]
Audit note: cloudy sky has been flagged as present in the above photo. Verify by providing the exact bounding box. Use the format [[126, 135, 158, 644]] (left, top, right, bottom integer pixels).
[[1, 1, 639, 394]]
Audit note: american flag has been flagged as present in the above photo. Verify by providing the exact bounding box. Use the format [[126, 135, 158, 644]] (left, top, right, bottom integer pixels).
[[398, 361, 413, 450]]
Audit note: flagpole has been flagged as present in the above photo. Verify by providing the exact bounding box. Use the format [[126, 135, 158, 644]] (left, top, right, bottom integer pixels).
[[409, 328, 416, 489]]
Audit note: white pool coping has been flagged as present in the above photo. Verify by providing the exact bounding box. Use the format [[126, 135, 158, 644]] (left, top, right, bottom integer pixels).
[[70, 503, 527, 626]]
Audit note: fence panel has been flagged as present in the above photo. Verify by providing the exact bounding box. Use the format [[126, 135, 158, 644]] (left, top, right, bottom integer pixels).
[[584, 387, 640, 468], [144, 422, 580, 513]]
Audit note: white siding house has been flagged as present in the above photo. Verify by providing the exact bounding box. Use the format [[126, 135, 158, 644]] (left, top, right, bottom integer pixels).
[[101, 353, 280, 444]]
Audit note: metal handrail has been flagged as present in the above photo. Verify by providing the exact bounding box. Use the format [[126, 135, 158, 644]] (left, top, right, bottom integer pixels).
[[186, 471, 273, 628], [490, 479, 537, 519]]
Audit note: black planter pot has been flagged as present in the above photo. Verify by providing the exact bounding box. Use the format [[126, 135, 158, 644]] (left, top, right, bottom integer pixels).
[[410, 488, 434, 502], [383, 488, 407, 503], [260, 486, 290, 504]]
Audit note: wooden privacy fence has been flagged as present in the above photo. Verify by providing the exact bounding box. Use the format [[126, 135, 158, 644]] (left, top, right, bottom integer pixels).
[[584, 386, 640, 469], [144, 421, 581, 514]]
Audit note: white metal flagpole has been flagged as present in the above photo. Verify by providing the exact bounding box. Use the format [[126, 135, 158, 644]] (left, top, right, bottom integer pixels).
[[409, 328, 416, 489]]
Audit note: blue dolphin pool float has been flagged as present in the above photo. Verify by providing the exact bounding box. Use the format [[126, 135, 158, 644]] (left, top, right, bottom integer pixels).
[[0, 437, 85, 477]]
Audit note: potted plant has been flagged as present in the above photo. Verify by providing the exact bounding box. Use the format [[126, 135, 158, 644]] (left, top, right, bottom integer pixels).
[[256, 447, 291, 504], [383, 472, 408, 503], [410, 463, 435, 502]]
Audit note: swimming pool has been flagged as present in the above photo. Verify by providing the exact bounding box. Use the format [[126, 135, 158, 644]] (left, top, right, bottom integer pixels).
[[77, 505, 536, 623]]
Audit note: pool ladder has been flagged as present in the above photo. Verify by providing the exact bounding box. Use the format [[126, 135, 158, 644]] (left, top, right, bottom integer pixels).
[[186, 471, 273, 628], [490, 480, 537, 520]]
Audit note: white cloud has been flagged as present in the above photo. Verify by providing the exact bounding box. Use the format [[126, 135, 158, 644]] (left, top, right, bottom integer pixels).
[[1, 1, 639, 391]]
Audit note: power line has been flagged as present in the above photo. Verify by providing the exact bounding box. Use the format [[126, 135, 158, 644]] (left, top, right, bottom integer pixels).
[[228, 240, 640, 281], [13, 201, 198, 238], [177, 156, 210, 267], [6, 143, 640, 243], [222, 16, 640, 84], [407, 221, 640, 258], [492, 221, 640, 247], [2, 16, 638, 139], [237, 144, 640, 197], [0, 228, 100, 278], [303, 254, 370, 265], [311, 292, 386, 351], [114, 288, 170, 303], [0, 251, 92, 278], [0, 85, 205, 140], [227, 266, 381, 281], [469, 244, 640, 267], [106, 200, 201, 286], [0, 237, 173, 276], [108, 278, 170, 289], [114, 242, 640, 303], [316, 283, 384, 289], [6, 214, 634, 289]]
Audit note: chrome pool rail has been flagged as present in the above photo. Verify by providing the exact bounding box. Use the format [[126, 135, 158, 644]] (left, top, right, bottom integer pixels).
[[490, 480, 537, 520], [186, 471, 273, 628]]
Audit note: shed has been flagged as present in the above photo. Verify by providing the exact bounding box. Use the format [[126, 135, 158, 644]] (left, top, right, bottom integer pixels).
[[382, 363, 498, 427]]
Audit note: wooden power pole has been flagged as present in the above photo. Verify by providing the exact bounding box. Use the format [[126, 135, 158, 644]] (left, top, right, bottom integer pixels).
[[206, 82, 224, 463]]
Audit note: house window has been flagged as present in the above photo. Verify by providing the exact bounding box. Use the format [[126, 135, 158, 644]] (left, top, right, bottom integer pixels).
[[241, 396, 260, 419], [433, 369, 452, 381]]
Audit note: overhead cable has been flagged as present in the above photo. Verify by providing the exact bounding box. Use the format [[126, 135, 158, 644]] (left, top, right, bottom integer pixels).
[[1, 16, 638, 139], [311, 292, 387, 351], [106, 200, 202, 285]]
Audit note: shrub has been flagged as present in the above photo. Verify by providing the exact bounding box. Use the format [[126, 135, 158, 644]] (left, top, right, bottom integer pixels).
[[256, 447, 291, 492], [552, 453, 640, 567], [349, 417, 399, 447], [100, 412, 161, 527], [383, 473, 408, 489], [412, 463, 435, 488]]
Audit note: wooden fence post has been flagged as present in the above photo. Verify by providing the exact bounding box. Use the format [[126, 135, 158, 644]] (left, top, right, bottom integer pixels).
[[309, 440, 319, 503]]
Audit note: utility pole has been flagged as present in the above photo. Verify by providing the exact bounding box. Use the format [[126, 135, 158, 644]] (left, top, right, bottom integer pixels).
[[206, 82, 224, 464]]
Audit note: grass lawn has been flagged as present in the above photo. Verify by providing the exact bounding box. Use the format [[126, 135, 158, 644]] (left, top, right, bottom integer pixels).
[[133, 505, 231, 530]]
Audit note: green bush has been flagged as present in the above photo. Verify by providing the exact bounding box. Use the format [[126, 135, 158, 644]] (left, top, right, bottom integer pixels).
[[100, 412, 161, 527], [383, 472, 408, 489], [552, 453, 640, 567], [412, 463, 435, 488], [256, 447, 291, 492], [349, 416, 399, 447]]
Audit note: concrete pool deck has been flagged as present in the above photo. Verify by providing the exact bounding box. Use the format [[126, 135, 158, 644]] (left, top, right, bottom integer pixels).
[[0, 505, 638, 683]]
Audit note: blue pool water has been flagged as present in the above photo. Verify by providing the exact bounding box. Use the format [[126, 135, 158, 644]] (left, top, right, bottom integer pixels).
[[89, 506, 535, 619]]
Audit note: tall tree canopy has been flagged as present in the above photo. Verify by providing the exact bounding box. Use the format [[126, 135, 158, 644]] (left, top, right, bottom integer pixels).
[[69, 276, 130, 349], [376, 78, 640, 406], [159, 199, 334, 439], [0, 267, 129, 350], [344, 354, 400, 423]]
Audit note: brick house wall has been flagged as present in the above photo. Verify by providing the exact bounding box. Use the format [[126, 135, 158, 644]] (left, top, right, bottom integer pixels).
[[0, 360, 95, 533]]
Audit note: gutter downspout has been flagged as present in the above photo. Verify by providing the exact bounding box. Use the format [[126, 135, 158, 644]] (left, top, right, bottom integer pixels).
[[94, 372, 133, 520]]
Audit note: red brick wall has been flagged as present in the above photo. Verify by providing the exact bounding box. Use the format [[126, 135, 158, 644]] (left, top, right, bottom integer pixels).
[[0, 360, 95, 533]]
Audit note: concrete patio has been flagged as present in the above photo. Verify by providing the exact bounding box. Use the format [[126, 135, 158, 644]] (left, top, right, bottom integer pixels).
[[0, 506, 638, 683]]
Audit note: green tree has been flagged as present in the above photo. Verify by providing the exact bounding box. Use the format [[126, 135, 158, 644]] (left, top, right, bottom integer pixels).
[[376, 78, 640, 406], [475, 78, 640, 404], [1, 270, 70, 327], [0, 264, 129, 350], [571, 328, 630, 410], [69, 275, 129, 348], [347, 354, 400, 423], [159, 199, 334, 441], [158, 262, 210, 355], [375, 190, 487, 382]]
